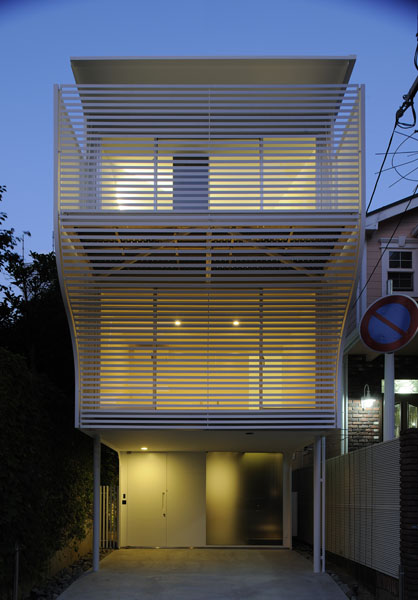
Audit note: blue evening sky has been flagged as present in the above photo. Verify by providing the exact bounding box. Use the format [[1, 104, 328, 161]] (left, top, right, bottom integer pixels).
[[0, 0, 417, 255]]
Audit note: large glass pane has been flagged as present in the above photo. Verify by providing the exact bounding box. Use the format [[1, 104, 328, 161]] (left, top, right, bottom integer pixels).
[[206, 452, 283, 545]]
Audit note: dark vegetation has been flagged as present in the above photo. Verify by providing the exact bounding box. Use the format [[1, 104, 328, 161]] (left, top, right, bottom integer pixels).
[[0, 187, 118, 594]]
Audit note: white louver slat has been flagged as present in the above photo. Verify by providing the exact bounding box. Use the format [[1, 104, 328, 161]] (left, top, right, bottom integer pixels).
[[55, 83, 362, 430]]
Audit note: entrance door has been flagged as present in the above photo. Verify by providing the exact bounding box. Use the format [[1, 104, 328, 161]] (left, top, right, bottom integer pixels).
[[125, 452, 206, 547], [126, 452, 167, 546]]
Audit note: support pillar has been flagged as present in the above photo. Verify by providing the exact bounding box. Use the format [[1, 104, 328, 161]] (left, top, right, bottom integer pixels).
[[384, 279, 395, 442], [93, 435, 101, 572], [384, 352, 395, 441], [282, 454, 292, 548], [313, 436, 326, 573]]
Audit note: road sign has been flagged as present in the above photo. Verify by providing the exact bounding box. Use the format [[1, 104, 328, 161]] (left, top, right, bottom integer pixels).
[[360, 294, 418, 353]]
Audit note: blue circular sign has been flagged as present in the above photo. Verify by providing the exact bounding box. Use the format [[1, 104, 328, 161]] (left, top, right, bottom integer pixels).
[[360, 295, 418, 352]]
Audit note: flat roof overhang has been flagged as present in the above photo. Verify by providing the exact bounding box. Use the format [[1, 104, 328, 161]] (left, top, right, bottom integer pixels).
[[70, 56, 356, 86], [80, 428, 335, 454]]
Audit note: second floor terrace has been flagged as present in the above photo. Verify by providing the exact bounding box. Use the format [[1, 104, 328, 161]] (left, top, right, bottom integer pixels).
[[56, 57, 362, 215]]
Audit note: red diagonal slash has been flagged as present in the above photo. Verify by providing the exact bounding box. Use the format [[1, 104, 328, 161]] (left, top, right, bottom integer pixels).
[[373, 311, 406, 336]]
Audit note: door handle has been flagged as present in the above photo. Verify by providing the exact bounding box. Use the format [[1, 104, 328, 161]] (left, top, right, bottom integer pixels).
[[162, 491, 166, 517]]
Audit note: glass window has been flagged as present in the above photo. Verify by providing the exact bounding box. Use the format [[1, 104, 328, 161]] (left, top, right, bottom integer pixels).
[[395, 403, 401, 438], [388, 271, 414, 291], [408, 404, 418, 429], [389, 250, 412, 269]]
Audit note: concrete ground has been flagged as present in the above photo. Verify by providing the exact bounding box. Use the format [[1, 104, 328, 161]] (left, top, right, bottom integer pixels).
[[58, 548, 348, 599]]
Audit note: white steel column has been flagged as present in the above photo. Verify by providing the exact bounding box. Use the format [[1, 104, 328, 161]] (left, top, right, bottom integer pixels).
[[384, 280, 395, 441], [384, 353, 395, 440], [282, 454, 292, 548], [93, 435, 101, 572], [313, 436, 326, 573], [341, 355, 348, 455]]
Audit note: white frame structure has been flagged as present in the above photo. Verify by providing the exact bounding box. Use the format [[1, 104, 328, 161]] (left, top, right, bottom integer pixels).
[[55, 64, 363, 434], [54, 58, 364, 571]]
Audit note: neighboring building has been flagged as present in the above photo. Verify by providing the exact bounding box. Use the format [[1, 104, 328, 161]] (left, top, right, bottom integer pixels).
[[54, 56, 363, 570], [344, 195, 418, 452]]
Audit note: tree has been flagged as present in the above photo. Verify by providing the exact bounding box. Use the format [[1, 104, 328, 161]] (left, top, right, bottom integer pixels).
[[0, 188, 118, 592]]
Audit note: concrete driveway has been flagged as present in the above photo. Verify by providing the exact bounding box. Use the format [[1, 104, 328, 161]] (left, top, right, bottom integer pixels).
[[58, 548, 347, 599]]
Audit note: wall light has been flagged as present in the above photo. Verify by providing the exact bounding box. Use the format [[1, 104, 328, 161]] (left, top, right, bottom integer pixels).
[[233, 320, 240, 326], [174, 320, 182, 326], [361, 384, 377, 409]]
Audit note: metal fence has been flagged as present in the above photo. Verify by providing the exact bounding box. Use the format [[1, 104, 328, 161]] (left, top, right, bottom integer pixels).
[[100, 486, 118, 549], [326, 439, 400, 578]]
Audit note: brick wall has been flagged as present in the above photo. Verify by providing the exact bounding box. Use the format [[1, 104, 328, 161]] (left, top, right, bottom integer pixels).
[[347, 354, 418, 452], [348, 355, 383, 452]]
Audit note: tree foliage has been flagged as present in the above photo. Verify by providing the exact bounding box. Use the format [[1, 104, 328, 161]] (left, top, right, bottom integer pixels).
[[0, 348, 93, 588], [0, 188, 118, 590]]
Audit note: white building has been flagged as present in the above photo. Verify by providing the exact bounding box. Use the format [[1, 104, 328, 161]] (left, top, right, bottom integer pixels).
[[54, 56, 364, 571]]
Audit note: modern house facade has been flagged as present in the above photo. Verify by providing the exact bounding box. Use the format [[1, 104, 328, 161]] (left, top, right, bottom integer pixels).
[[54, 57, 364, 570]]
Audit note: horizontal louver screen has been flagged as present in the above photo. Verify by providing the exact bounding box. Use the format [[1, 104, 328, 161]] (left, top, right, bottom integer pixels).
[[56, 83, 362, 429], [58, 84, 360, 212]]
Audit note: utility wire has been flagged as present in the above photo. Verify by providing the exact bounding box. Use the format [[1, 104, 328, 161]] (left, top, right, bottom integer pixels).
[[366, 123, 397, 215]]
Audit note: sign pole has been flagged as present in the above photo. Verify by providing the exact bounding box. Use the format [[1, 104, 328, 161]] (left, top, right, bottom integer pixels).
[[384, 280, 395, 441]]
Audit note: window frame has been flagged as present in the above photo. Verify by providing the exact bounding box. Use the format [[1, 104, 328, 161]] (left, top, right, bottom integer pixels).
[[381, 238, 418, 297]]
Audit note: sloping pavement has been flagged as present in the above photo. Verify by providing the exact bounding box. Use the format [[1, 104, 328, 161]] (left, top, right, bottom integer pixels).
[[58, 548, 347, 599]]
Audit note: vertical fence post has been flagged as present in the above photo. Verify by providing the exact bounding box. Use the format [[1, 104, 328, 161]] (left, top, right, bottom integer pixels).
[[13, 542, 19, 600], [93, 435, 101, 572], [321, 436, 326, 573], [313, 437, 321, 573]]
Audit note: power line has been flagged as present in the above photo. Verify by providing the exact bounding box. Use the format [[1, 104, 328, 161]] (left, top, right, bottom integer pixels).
[[366, 123, 397, 215]]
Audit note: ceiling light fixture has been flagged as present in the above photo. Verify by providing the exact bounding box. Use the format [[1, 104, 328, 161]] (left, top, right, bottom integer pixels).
[[174, 320, 182, 326], [233, 320, 240, 326], [140, 447, 148, 451]]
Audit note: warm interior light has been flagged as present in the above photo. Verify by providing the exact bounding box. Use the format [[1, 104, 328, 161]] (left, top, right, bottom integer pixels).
[[174, 320, 182, 326], [140, 447, 148, 451], [233, 320, 240, 326], [361, 384, 377, 409]]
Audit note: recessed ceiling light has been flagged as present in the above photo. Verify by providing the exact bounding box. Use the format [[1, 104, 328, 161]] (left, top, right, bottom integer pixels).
[[141, 447, 148, 451], [174, 320, 182, 326], [233, 320, 240, 326]]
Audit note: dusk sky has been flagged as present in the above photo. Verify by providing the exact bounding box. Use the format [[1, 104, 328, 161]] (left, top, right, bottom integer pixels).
[[0, 0, 416, 255]]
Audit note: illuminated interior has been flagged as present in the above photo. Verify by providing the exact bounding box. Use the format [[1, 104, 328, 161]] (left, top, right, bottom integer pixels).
[[97, 137, 317, 211], [94, 289, 321, 411]]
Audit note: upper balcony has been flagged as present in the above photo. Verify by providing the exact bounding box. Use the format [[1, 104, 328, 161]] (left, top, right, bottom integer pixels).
[[56, 57, 361, 217]]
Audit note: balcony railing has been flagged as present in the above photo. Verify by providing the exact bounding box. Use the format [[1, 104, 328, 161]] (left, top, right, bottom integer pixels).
[[57, 83, 361, 213]]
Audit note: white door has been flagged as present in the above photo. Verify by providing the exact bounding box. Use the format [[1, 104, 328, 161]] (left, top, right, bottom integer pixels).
[[167, 453, 206, 546], [125, 452, 206, 547], [126, 452, 167, 546]]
